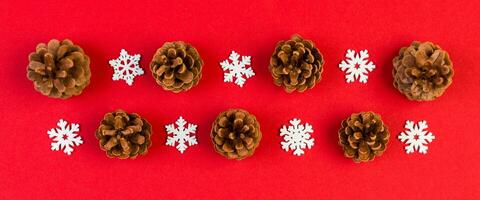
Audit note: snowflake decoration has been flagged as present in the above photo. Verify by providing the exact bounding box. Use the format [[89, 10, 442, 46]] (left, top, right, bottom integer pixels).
[[108, 49, 144, 86], [47, 119, 83, 155], [398, 120, 435, 154], [165, 116, 198, 154], [339, 49, 376, 83], [220, 50, 255, 87], [280, 118, 315, 156]]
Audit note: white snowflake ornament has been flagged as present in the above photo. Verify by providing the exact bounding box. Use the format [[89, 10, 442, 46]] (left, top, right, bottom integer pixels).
[[280, 118, 315, 156], [398, 120, 435, 154], [109, 49, 144, 86], [165, 116, 198, 154], [47, 119, 83, 155], [220, 50, 255, 87], [339, 49, 376, 83]]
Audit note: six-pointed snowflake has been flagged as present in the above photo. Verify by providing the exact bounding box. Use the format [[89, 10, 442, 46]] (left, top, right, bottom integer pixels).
[[47, 119, 83, 155], [220, 50, 255, 87], [109, 49, 144, 86], [165, 116, 198, 154], [339, 49, 376, 83], [280, 118, 315, 156], [398, 120, 435, 154]]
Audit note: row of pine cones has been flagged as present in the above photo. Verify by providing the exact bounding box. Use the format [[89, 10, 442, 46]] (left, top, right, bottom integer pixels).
[[269, 35, 454, 101], [27, 37, 453, 101], [95, 109, 389, 163], [27, 39, 204, 98], [95, 109, 262, 160]]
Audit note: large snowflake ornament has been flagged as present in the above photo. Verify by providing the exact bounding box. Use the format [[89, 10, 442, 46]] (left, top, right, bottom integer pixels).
[[47, 119, 83, 155], [339, 49, 376, 83], [220, 50, 255, 87], [109, 49, 144, 86], [280, 118, 315, 156], [165, 116, 198, 154], [398, 120, 435, 154]]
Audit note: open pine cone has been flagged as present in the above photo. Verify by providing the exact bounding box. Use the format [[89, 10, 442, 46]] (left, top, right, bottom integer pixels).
[[338, 112, 389, 163], [150, 41, 203, 93], [95, 110, 152, 159], [269, 35, 324, 93], [211, 109, 262, 160], [393, 41, 454, 101], [27, 39, 91, 99]]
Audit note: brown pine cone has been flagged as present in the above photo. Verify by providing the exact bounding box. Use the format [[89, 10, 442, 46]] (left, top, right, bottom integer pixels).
[[150, 41, 203, 93], [27, 39, 91, 99], [95, 110, 152, 159], [338, 112, 389, 163], [269, 35, 325, 93], [211, 109, 262, 160], [393, 41, 454, 101]]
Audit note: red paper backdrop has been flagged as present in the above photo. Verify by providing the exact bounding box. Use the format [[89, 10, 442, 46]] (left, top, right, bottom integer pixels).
[[1, 0, 479, 199]]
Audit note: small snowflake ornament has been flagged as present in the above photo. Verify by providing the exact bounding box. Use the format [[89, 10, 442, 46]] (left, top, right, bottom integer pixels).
[[280, 118, 315, 156], [220, 50, 255, 87], [47, 119, 83, 155], [398, 120, 435, 154], [109, 49, 144, 86], [339, 49, 376, 83], [165, 116, 198, 154]]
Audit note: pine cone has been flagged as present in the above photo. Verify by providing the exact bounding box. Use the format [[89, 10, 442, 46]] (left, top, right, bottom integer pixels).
[[393, 41, 454, 101], [338, 112, 389, 163], [27, 39, 91, 99], [150, 41, 203, 93], [269, 35, 324, 93], [211, 109, 262, 160], [95, 110, 152, 159]]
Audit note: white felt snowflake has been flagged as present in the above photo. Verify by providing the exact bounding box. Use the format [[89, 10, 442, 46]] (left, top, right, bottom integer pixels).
[[398, 120, 435, 154], [339, 49, 376, 83], [280, 118, 315, 156], [220, 50, 255, 87], [109, 49, 144, 86], [47, 119, 83, 155], [165, 116, 198, 154]]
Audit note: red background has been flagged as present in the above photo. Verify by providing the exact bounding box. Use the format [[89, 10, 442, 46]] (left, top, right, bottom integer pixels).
[[1, 0, 479, 199]]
